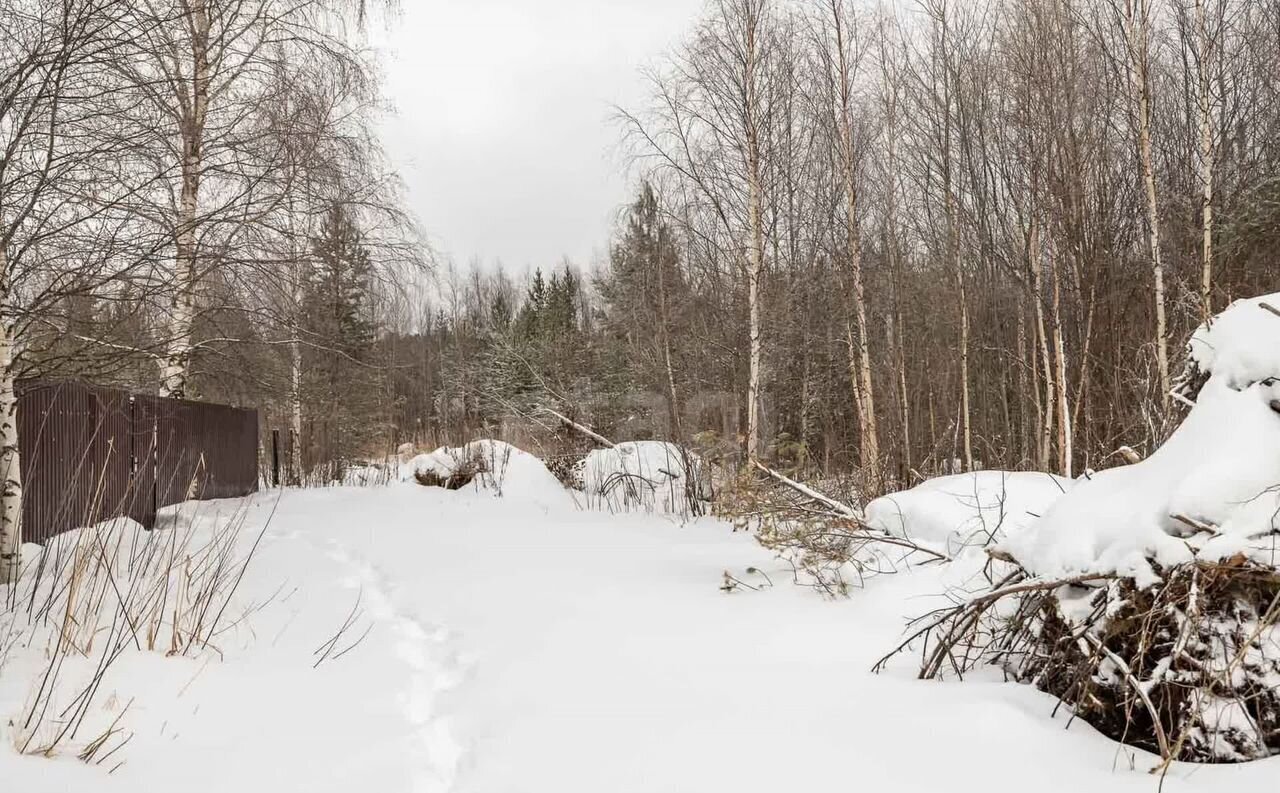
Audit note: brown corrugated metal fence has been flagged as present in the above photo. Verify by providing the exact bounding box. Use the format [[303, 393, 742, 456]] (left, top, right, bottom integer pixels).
[[16, 379, 259, 546]]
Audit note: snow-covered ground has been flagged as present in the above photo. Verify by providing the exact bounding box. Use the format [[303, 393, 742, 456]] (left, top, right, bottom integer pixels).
[[4, 479, 1280, 792]]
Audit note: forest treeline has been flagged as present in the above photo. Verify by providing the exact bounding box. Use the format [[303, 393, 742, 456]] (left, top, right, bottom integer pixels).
[[6, 0, 1280, 508], [383, 0, 1280, 492]]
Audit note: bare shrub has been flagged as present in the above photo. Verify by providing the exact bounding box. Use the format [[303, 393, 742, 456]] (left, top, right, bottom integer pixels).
[[716, 466, 947, 598]]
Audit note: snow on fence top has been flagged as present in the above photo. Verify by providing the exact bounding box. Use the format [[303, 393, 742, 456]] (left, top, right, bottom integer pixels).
[[1000, 294, 1280, 587]]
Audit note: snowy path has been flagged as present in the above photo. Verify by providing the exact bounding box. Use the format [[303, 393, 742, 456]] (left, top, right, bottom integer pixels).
[[245, 486, 1280, 793], [5, 483, 1280, 791]]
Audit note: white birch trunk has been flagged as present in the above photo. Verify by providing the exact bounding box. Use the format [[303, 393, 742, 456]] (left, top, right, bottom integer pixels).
[[0, 253, 21, 585], [831, 0, 879, 480], [289, 337, 303, 484], [1029, 220, 1055, 469], [743, 14, 766, 462], [655, 229, 682, 439], [946, 186, 973, 471], [1051, 251, 1072, 478], [746, 165, 764, 460], [159, 0, 211, 400]]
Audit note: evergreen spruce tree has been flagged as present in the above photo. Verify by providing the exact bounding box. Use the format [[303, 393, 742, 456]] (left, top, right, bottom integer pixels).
[[301, 202, 381, 474]]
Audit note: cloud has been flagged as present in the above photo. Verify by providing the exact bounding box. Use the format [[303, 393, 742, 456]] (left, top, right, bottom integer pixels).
[[375, 0, 701, 271]]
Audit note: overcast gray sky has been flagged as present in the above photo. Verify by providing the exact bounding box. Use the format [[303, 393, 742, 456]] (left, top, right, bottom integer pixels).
[[375, 0, 703, 272]]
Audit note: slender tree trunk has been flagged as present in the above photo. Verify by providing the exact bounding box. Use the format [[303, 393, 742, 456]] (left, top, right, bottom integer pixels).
[[830, 0, 879, 482], [946, 187, 973, 470], [845, 183, 878, 480], [0, 255, 20, 585], [655, 231, 682, 439], [1126, 0, 1171, 408], [880, 43, 910, 482], [159, 0, 211, 400], [1194, 0, 1215, 320], [1029, 219, 1055, 469], [289, 338, 303, 484], [746, 164, 764, 460], [895, 298, 911, 480], [1051, 248, 1072, 477], [1016, 306, 1030, 464]]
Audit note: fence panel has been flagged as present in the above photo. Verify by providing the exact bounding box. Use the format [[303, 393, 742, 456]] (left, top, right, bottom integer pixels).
[[16, 379, 259, 545]]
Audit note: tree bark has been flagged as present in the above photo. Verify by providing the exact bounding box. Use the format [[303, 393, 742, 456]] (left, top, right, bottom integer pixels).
[[655, 225, 683, 440], [1029, 219, 1055, 470], [1126, 0, 1171, 409], [289, 337, 303, 484], [830, 0, 879, 482], [1194, 0, 1215, 321], [159, 0, 211, 399], [744, 12, 766, 462], [1050, 247, 1072, 477], [0, 250, 20, 584], [0, 277, 20, 585]]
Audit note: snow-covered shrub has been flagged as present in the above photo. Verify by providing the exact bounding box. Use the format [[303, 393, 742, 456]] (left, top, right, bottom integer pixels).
[[883, 293, 1280, 764], [406, 440, 573, 507], [577, 441, 711, 516]]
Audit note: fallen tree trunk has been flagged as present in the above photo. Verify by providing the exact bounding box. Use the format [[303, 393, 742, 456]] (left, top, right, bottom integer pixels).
[[749, 458, 859, 519], [538, 406, 616, 448]]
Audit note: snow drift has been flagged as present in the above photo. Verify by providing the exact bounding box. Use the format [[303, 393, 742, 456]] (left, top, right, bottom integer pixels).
[[865, 471, 1071, 556], [1000, 293, 1280, 586], [405, 440, 575, 509], [578, 441, 710, 515]]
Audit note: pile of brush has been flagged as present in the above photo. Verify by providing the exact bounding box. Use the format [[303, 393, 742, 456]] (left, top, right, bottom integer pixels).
[[880, 556, 1280, 764], [879, 294, 1280, 765]]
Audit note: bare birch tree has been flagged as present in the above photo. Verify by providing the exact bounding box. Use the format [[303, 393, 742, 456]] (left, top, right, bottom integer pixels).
[[815, 0, 879, 480], [0, 1, 148, 582], [1116, 0, 1172, 409]]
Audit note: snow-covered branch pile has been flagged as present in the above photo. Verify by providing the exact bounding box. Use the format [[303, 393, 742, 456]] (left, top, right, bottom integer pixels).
[[881, 294, 1280, 764]]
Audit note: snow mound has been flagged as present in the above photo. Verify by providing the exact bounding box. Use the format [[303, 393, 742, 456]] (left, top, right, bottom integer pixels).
[[1001, 378, 1280, 586], [579, 441, 710, 514], [865, 471, 1072, 555], [1187, 292, 1280, 388], [343, 462, 394, 486], [406, 440, 574, 508], [1002, 294, 1280, 587]]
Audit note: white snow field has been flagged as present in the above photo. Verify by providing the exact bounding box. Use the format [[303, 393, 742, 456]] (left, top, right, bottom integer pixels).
[[3, 478, 1280, 792]]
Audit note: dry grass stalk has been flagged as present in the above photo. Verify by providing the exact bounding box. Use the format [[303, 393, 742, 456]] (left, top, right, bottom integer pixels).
[[0, 471, 272, 762]]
